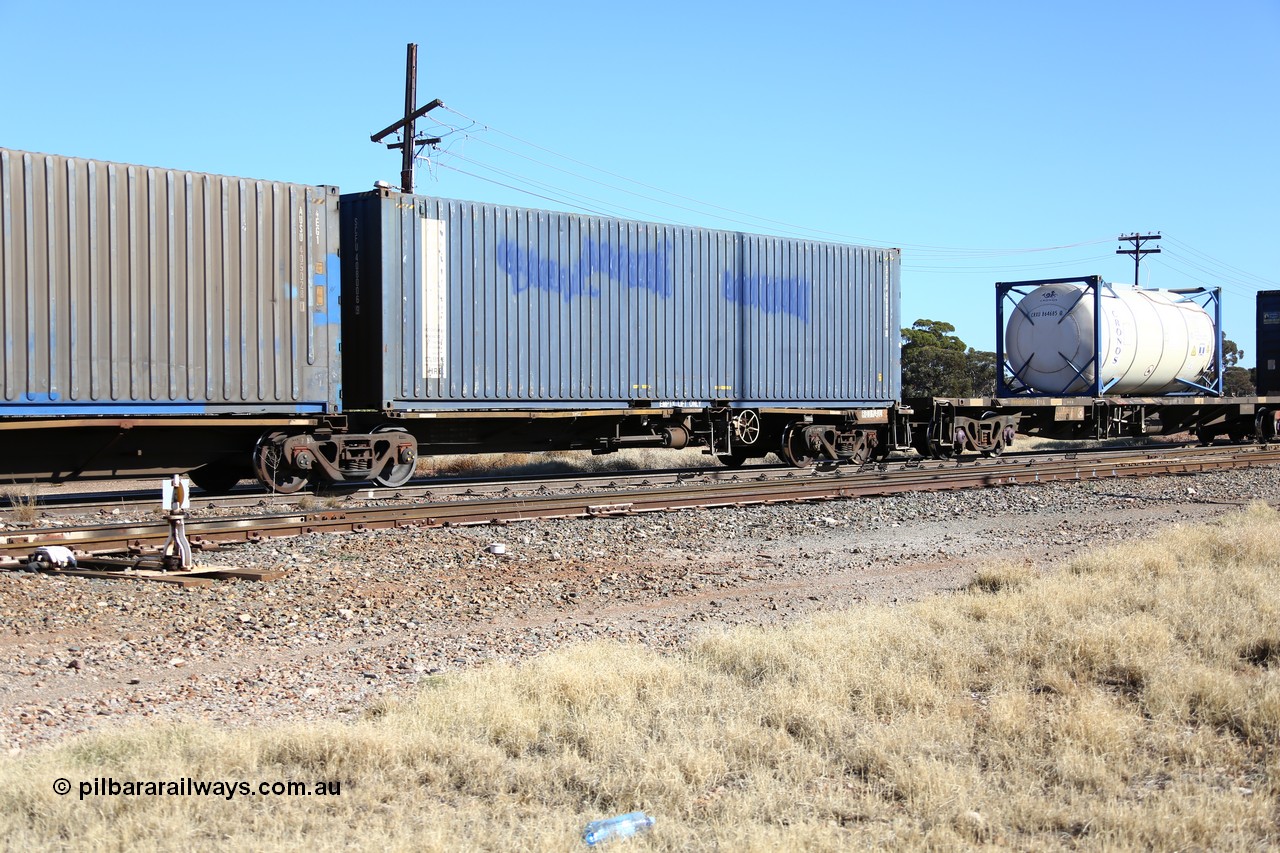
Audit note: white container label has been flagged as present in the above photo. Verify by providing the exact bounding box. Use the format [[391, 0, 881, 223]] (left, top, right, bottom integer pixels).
[[420, 218, 448, 380]]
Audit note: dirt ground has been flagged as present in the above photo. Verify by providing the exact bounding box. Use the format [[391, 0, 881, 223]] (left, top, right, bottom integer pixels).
[[2, 465, 1275, 752]]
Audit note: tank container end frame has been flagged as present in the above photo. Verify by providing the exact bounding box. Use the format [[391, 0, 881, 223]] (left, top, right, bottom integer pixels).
[[995, 276, 1224, 398]]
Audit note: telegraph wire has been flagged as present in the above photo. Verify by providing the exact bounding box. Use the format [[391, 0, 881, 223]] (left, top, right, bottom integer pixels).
[[904, 254, 1115, 274], [434, 105, 1113, 258], [431, 161, 612, 217], [421, 108, 1275, 291], [1164, 236, 1278, 288], [434, 143, 1119, 273], [1151, 256, 1257, 302], [443, 151, 694, 224], [1157, 248, 1267, 293], [441, 133, 846, 241]]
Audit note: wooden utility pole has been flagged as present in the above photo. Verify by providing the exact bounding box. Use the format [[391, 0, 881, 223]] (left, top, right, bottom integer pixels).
[[370, 43, 444, 193], [1117, 232, 1161, 286]]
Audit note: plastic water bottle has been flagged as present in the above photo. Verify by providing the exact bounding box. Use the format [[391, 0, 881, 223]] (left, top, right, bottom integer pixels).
[[582, 811, 655, 846]]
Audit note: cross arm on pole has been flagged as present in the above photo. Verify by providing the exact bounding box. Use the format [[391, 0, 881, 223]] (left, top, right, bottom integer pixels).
[[370, 98, 445, 144]]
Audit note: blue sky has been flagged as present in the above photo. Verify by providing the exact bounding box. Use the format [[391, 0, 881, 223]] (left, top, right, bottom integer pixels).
[[3, 0, 1276, 363]]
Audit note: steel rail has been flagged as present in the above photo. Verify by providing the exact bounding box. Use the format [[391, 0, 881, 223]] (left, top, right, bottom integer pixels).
[[3, 445, 1278, 560], [0, 440, 1243, 517]]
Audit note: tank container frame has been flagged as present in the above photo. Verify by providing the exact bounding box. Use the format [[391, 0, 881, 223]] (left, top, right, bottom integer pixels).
[[995, 275, 1223, 398]]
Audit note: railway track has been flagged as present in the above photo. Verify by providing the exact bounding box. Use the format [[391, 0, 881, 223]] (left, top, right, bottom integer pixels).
[[3, 443, 1277, 568], [0, 439, 1215, 517]]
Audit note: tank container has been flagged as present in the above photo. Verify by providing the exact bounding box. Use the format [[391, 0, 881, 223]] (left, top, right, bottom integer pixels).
[[1004, 282, 1215, 395]]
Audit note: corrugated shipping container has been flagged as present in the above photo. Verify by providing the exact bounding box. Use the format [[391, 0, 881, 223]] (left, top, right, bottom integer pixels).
[[1258, 290, 1280, 396], [340, 189, 900, 411], [0, 147, 341, 416]]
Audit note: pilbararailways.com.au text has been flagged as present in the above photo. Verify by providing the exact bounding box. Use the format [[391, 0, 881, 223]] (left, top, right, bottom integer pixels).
[[55, 777, 342, 800]]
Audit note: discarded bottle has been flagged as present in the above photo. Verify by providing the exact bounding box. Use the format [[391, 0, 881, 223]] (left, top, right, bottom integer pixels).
[[582, 811, 655, 846]]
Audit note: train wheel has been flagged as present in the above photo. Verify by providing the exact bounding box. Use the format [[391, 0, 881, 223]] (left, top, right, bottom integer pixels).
[[1195, 427, 1216, 446], [843, 431, 872, 465], [717, 451, 749, 468], [187, 463, 245, 495], [780, 424, 814, 467], [254, 433, 310, 494], [371, 426, 417, 488]]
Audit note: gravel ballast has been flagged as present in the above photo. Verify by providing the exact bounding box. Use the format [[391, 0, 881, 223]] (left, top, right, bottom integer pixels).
[[3, 465, 1277, 751]]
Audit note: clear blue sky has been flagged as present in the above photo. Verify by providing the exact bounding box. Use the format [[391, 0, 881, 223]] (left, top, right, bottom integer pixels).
[[3, 0, 1276, 364]]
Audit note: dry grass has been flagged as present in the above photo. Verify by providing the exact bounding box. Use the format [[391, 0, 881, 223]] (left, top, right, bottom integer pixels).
[[1, 483, 41, 524], [3, 504, 1279, 850]]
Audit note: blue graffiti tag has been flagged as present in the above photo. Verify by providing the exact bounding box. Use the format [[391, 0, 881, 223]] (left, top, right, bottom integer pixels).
[[722, 270, 811, 322], [497, 238, 673, 301]]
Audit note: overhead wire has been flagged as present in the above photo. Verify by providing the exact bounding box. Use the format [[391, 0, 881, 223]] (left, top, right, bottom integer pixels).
[[431, 161, 612, 217], [1154, 249, 1265, 298], [435, 105, 1113, 258], [442, 150, 685, 223], [435, 141, 1118, 275], [904, 254, 1115, 274], [1163, 236, 1278, 289], [416, 107, 1275, 292], [1149, 256, 1256, 302]]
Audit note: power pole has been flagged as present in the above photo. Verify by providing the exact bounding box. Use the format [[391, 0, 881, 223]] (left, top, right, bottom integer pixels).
[[1116, 232, 1161, 286], [370, 43, 444, 193]]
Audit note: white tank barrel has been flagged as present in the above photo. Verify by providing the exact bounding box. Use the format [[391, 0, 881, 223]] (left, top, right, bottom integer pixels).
[[1004, 283, 1215, 395]]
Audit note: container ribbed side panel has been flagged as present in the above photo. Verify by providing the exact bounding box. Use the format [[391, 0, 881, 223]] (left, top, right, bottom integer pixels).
[[0, 147, 341, 415], [342, 189, 899, 410]]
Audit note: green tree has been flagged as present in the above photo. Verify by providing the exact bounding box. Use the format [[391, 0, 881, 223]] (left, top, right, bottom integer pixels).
[[966, 347, 997, 396], [900, 319, 990, 398], [1222, 338, 1243, 369], [1221, 338, 1253, 396]]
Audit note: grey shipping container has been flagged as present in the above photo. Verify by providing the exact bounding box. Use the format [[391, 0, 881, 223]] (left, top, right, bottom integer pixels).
[[0, 147, 342, 416], [1259, 290, 1280, 396], [340, 189, 900, 411]]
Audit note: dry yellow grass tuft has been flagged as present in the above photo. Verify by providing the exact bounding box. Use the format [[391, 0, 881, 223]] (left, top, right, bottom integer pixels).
[[2, 503, 1278, 850], [1, 483, 41, 524]]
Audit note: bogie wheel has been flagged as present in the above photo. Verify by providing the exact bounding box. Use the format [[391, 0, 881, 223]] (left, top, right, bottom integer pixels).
[[1195, 427, 1216, 447], [717, 451, 749, 468], [780, 424, 814, 468], [254, 432, 310, 495], [843, 433, 871, 465], [1257, 411, 1278, 443], [371, 425, 417, 488], [187, 463, 246, 495]]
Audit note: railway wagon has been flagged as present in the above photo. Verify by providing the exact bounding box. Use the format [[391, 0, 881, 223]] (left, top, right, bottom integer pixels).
[[0, 146, 907, 490], [0, 147, 344, 492], [326, 188, 906, 474], [913, 276, 1280, 457]]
